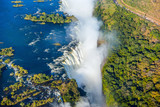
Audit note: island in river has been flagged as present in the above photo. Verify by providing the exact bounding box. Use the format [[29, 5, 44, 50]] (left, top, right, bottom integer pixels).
[[0, 48, 80, 106], [24, 12, 77, 24], [0, 0, 81, 106]]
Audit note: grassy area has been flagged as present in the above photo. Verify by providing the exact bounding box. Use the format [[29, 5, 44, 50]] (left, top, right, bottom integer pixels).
[[117, 0, 160, 23], [123, 0, 160, 19], [95, 0, 160, 106]]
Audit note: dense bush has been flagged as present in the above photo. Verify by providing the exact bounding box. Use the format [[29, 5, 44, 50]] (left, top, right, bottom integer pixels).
[[95, 0, 160, 106]]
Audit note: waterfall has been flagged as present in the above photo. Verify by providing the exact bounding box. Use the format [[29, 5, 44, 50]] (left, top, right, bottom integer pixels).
[[52, 0, 110, 106], [62, 43, 84, 78], [61, 1, 106, 107]]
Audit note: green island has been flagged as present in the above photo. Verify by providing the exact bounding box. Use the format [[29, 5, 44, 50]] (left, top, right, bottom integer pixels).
[[11, 63, 28, 78], [13, 4, 24, 7], [24, 12, 77, 24], [33, 0, 45, 2], [33, 0, 52, 2], [3, 82, 25, 92], [53, 43, 61, 46], [0, 48, 80, 106], [0, 47, 14, 57], [95, 0, 160, 106], [11, 0, 24, 7], [1, 75, 80, 106], [4, 59, 11, 64], [29, 73, 53, 85], [0, 47, 14, 75], [11, 1, 23, 4], [1, 84, 35, 106]]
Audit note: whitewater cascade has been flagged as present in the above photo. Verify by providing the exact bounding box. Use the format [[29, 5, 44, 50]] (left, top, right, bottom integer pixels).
[[62, 43, 84, 78], [59, 0, 109, 106]]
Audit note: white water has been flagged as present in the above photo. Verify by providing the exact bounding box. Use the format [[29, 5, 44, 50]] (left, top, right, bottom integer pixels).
[[62, 43, 84, 78], [60, 0, 108, 106]]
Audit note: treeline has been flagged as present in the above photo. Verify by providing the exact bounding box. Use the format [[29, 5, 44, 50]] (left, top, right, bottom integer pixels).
[[95, 0, 160, 106]]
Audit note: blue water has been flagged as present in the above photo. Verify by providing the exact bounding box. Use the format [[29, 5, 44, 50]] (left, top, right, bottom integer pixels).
[[0, 0, 71, 98]]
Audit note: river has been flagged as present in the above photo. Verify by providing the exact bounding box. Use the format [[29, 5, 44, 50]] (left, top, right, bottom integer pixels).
[[0, 0, 72, 103]]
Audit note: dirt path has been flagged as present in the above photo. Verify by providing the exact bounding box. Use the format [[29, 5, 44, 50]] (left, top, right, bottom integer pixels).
[[117, 0, 160, 26]]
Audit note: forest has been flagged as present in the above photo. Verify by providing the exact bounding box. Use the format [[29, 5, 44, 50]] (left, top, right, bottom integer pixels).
[[95, 0, 160, 106]]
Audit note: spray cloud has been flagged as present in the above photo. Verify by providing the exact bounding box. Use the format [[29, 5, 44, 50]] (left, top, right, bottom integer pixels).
[[61, 0, 108, 106]]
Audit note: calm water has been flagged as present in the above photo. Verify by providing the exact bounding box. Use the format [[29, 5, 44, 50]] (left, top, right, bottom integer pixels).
[[0, 0, 71, 98]]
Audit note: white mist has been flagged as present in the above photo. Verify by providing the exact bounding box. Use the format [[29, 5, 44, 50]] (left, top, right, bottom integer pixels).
[[61, 0, 107, 106]]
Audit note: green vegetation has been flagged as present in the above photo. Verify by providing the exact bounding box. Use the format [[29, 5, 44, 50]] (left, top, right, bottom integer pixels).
[[122, 0, 160, 20], [32, 91, 41, 96], [13, 4, 24, 7], [1, 75, 53, 106], [51, 79, 80, 105], [1, 84, 37, 106], [0, 47, 14, 75], [24, 12, 77, 24], [95, 0, 160, 106], [11, 63, 28, 78], [0, 48, 27, 77], [10, 72, 14, 76], [30, 98, 54, 106], [0, 47, 80, 106], [1, 79, 54, 107], [39, 22, 45, 25], [11, 0, 24, 7], [11, 1, 23, 3], [0, 64, 6, 75], [1, 72, 80, 106], [0, 47, 14, 57], [4, 59, 10, 64], [53, 43, 61, 46], [4, 82, 25, 92], [33, 0, 53, 3], [1, 95, 32, 106], [30, 73, 53, 85], [33, 0, 45, 2]]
